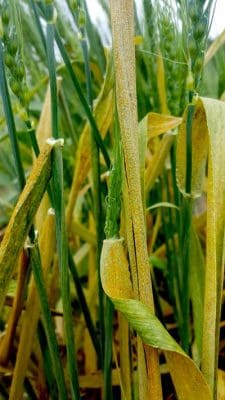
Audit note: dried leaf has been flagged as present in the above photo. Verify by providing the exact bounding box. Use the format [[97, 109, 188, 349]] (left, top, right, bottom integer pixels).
[[139, 112, 182, 140], [205, 29, 225, 65], [35, 78, 62, 230], [0, 140, 60, 312]]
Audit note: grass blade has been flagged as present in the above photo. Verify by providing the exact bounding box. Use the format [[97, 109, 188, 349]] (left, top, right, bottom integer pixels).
[[29, 243, 68, 400], [52, 144, 80, 400], [68, 250, 101, 360]]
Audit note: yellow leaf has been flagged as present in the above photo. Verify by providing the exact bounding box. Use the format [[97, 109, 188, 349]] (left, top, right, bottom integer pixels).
[[176, 99, 209, 198], [134, 35, 143, 45], [101, 238, 133, 300], [139, 112, 182, 140], [205, 28, 225, 65], [156, 52, 168, 114], [0, 139, 60, 312], [36, 78, 62, 150], [176, 97, 225, 394], [138, 112, 182, 194], [145, 132, 175, 193]]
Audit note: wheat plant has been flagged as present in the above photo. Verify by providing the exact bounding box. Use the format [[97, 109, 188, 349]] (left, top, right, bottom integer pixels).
[[0, 1, 225, 399]]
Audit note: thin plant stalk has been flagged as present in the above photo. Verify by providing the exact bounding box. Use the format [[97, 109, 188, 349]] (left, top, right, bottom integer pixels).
[[37, 321, 58, 399], [51, 145, 80, 400], [29, 0, 47, 54], [28, 243, 68, 400], [179, 95, 195, 353], [75, 10, 105, 365], [68, 250, 101, 359], [0, 38, 25, 191], [45, 4, 58, 140], [45, 6, 80, 398], [54, 29, 110, 169], [179, 196, 193, 353], [103, 105, 122, 399]]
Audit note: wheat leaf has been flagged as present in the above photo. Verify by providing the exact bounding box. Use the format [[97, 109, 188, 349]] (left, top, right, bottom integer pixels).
[[176, 96, 225, 394], [100, 238, 212, 400], [0, 140, 58, 312]]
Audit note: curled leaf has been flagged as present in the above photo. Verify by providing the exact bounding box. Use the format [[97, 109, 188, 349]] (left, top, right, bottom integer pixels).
[[177, 97, 225, 393], [139, 112, 182, 140], [147, 202, 179, 211], [100, 238, 212, 400], [176, 99, 209, 198]]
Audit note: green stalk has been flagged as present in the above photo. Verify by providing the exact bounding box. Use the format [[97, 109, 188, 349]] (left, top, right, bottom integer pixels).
[[83, 0, 106, 74], [103, 301, 114, 400], [185, 102, 195, 194], [38, 321, 58, 400], [164, 172, 182, 318], [91, 139, 105, 361], [29, 0, 47, 53], [76, 16, 105, 365], [170, 145, 187, 344], [170, 144, 182, 274], [24, 378, 38, 400], [0, 381, 9, 399], [103, 106, 122, 400], [45, 7, 80, 398], [25, 119, 40, 157], [51, 145, 80, 400], [79, 29, 93, 107], [0, 39, 26, 191], [29, 244, 68, 400], [159, 177, 176, 308], [68, 250, 101, 359], [180, 196, 193, 353], [46, 5, 58, 140], [54, 29, 110, 169], [179, 93, 195, 353]]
